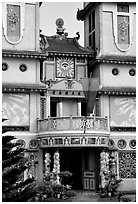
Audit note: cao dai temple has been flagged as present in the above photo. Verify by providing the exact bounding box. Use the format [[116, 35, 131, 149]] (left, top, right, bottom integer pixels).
[[2, 2, 136, 192]]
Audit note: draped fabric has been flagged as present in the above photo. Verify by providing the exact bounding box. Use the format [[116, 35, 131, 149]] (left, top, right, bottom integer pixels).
[[81, 78, 99, 116]]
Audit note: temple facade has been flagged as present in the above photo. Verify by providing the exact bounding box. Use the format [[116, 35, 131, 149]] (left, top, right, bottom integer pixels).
[[2, 2, 136, 192]]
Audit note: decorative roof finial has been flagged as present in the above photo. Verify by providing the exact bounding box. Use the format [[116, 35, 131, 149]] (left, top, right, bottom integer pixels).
[[56, 18, 65, 35]]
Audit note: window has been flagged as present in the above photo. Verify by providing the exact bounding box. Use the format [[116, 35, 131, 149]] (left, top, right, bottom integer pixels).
[[89, 10, 95, 49], [129, 68, 136, 76], [112, 68, 119, 76], [19, 64, 27, 72], [2, 62, 8, 71]]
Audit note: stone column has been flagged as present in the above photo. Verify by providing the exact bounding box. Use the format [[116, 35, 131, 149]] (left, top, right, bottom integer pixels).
[[57, 99, 62, 117], [77, 100, 81, 116]]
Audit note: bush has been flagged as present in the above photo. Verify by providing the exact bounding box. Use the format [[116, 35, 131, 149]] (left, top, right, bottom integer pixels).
[[35, 171, 75, 202]]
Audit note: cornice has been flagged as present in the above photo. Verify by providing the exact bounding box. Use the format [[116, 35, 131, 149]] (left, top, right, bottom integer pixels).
[[2, 50, 93, 59], [89, 56, 136, 66], [2, 83, 47, 93], [2, 50, 48, 59]]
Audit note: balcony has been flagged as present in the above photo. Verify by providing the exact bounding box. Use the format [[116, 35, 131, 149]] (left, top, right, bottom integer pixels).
[[37, 116, 110, 147], [37, 116, 109, 134]]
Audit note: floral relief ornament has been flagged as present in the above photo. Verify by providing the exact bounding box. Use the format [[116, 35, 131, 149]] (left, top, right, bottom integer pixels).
[[118, 17, 129, 41], [7, 4, 19, 32]]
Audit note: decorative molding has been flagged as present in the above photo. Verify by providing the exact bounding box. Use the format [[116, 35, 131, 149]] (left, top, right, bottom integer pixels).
[[2, 84, 46, 93], [117, 139, 127, 149], [29, 139, 39, 149], [90, 58, 136, 66], [2, 51, 48, 59], [108, 139, 115, 149], [2, 126, 29, 131], [16, 139, 26, 148], [110, 126, 136, 132], [40, 136, 109, 147], [129, 139, 136, 149]]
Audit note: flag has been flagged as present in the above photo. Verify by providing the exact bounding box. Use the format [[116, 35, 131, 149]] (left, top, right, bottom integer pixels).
[[81, 78, 99, 116]]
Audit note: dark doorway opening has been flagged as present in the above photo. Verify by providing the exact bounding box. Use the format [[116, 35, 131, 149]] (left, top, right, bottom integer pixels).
[[60, 147, 100, 191], [60, 148, 83, 190]]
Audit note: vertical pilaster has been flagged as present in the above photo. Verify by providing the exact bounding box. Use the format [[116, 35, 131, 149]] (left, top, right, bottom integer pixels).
[[46, 93, 50, 117]]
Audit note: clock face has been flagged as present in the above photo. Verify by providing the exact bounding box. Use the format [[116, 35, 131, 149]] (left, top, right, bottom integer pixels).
[[56, 57, 75, 78]]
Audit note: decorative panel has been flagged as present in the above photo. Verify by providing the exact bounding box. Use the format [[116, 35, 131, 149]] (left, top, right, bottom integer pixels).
[[110, 96, 136, 127], [117, 16, 129, 44], [119, 152, 136, 179], [3, 3, 25, 44], [2, 93, 29, 126], [44, 62, 54, 80], [7, 4, 20, 40], [56, 57, 75, 78]]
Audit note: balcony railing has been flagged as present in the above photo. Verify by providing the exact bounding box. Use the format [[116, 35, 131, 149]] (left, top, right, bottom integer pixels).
[[37, 116, 109, 133]]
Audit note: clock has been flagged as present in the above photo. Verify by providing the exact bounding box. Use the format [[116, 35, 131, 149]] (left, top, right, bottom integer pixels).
[[56, 57, 75, 78]]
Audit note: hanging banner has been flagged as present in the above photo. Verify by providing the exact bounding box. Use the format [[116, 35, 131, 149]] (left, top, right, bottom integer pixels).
[[81, 77, 99, 116]]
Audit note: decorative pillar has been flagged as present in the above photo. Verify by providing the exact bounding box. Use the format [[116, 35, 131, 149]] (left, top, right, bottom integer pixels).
[[77, 100, 81, 116], [27, 152, 38, 179], [46, 93, 50, 117], [100, 150, 110, 189], [52, 150, 60, 184], [44, 152, 51, 180]]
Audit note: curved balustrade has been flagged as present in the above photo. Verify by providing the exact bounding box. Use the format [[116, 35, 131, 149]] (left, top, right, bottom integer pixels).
[[37, 116, 109, 133]]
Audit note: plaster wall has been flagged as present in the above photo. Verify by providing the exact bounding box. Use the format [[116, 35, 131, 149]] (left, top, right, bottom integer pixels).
[[2, 57, 39, 84], [100, 63, 136, 88], [100, 3, 136, 57], [2, 3, 39, 51]]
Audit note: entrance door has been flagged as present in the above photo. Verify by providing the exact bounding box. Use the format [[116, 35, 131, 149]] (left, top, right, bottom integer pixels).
[[84, 171, 95, 190], [82, 149, 100, 191]]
